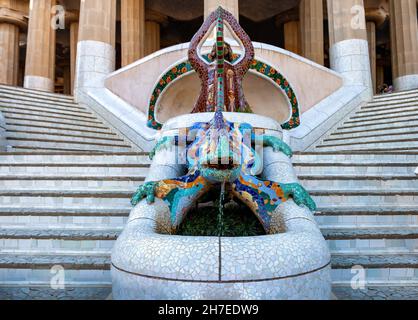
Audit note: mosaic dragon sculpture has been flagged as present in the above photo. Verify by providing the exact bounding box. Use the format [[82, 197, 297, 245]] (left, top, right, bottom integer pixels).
[[131, 7, 316, 234]]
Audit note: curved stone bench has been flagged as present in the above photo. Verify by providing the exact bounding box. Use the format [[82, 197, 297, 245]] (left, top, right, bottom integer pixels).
[[111, 113, 331, 300], [112, 200, 331, 300]]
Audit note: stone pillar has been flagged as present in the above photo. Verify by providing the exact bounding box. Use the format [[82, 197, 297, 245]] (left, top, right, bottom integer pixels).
[[300, 0, 324, 65], [121, 0, 145, 67], [0, 23, 19, 86], [24, 0, 56, 92], [390, 0, 418, 91], [144, 20, 160, 56], [204, 0, 239, 20], [327, 0, 372, 91], [367, 21, 376, 93], [74, 0, 116, 100], [0, 2, 28, 86], [284, 21, 301, 55], [70, 22, 78, 94]]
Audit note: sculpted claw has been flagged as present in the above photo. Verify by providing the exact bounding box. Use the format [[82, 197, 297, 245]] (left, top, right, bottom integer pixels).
[[131, 181, 158, 206], [263, 136, 293, 158], [280, 183, 317, 212]]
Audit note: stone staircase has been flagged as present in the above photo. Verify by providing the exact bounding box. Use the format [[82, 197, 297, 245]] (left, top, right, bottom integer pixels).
[[0, 86, 417, 300], [0, 152, 150, 299], [0, 85, 145, 299], [294, 152, 418, 300], [314, 89, 418, 152], [0, 85, 134, 152]]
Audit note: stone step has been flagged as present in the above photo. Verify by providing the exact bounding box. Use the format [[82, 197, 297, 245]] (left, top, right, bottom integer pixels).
[[310, 189, 418, 196], [327, 239, 418, 255], [313, 193, 417, 207], [5, 119, 115, 134], [300, 176, 418, 190], [364, 97, 418, 109], [6, 131, 127, 145], [316, 206, 418, 216], [0, 194, 131, 208], [372, 90, 418, 101], [335, 121, 418, 135], [347, 111, 418, 124], [355, 105, 418, 118], [343, 111, 418, 126], [322, 227, 418, 240], [0, 252, 110, 270], [0, 227, 122, 241], [0, 215, 128, 228], [293, 152, 418, 162], [0, 207, 130, 217], [6, 132, 129, 147], [6, 139, 133, 153], [358, 100, 418, 114], [0, 103, 93, 121], [1, 109, 103, 125], [325, 128, 418, 142], [294, 164, 417, 175], [0, 164, 149, 176], [0, 96, 89, 113], [4, 113, 110, 129], [315, 143, 418, 153], [0, 177, 143, 190], [6, 127, 121, 141], [317, 215, 418, 229], [331, 253, 418, 269], [0, 152, 149, 164], [336, 118, 418, 132], [0, 238, 115, 252], [0, 85, 74, 102]]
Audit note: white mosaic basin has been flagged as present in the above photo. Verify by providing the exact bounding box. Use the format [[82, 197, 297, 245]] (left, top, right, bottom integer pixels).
[[111, 113, 332, 300]]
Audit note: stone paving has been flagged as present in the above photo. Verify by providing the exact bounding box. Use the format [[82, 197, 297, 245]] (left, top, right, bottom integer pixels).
[[333, 286, 418, 300], [1, 286, 418, 300], [0, 286, 112, 300]]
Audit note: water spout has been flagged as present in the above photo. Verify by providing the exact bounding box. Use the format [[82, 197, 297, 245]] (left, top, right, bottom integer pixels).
[[217, 181, 226, 237]]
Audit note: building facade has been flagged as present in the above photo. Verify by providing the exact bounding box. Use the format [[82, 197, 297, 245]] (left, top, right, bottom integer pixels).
[[0, 0, 417, 95]]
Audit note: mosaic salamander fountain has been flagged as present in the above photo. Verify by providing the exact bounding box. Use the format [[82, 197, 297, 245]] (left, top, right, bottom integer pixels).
[[111, 7, 331, 300]]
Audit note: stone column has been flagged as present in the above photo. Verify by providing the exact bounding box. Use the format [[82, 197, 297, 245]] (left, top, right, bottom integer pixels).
[[121, 0, 145, 67], [24, 0, 56, 92], [367, 21, 376, 93], [284, 21, 301, 55], [144, 20, 160, 56], [390, 0, 418, 91], [204, 0, 239, 20], [74, 0, 116, 100], [300, 0, 324, 65], [327, 0, 372, 91], [70, 21, 78, 94], [0, 23, 19, 86], [0, 2, 27, 86]]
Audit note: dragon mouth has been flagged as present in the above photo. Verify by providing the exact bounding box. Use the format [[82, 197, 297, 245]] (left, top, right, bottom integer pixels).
[[201, 158, 239, 171], [204, 163, 239, 171]]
